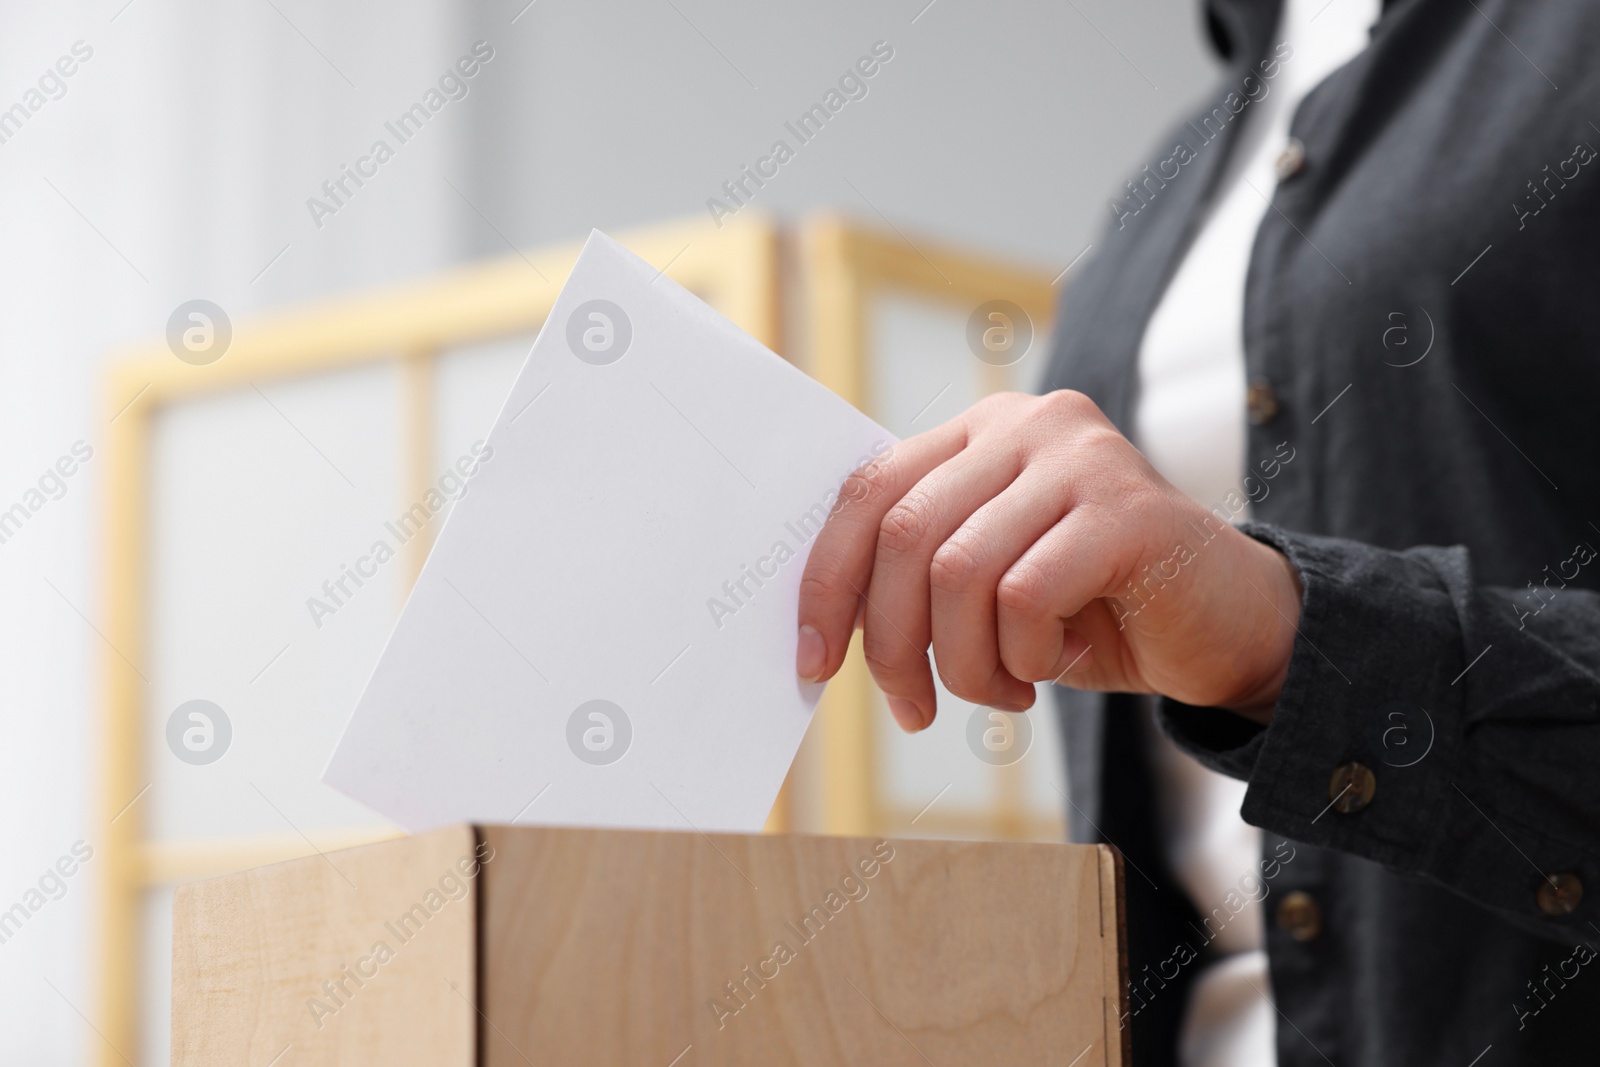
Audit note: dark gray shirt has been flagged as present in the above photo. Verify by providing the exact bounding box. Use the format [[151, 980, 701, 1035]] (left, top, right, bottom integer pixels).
[[1043, 0, 1600, 1062]]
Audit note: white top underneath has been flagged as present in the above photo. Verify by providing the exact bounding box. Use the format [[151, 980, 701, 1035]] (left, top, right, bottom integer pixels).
[[1131, 1, 1380, 1064]]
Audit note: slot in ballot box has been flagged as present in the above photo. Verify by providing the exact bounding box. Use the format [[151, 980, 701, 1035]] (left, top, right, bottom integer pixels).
[[172, 825, 1127, 1066]]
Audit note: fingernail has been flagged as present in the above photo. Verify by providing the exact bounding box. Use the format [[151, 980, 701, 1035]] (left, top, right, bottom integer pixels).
[[796, 624, 826, 682], [888, 698, 925, 733], [993, 701, 1029, 713]]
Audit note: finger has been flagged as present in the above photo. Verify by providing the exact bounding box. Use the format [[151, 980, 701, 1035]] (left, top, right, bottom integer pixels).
[[796, 422, 968, 683], [1049, 605, 1113, 689], [996, 508, 1133, 682], [861, 443, 1025, 728], [927, 467, 1071, 710]]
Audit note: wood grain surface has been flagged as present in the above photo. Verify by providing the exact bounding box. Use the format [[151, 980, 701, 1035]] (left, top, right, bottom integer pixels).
[[479, 826, 1122, 1067], [171, 824, 479, 1067], [171, 826, 1123, 1066]]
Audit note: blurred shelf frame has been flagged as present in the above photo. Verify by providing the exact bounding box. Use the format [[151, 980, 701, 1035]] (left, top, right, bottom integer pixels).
[[799, 216, 1061, 840], [95, 213, 1060, 1067]]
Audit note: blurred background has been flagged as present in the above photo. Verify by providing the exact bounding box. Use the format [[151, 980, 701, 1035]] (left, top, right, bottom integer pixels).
[[0, 1, 1221, 1062]]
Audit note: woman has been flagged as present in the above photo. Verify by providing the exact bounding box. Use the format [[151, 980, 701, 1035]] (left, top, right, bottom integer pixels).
[[795, 0, 1600, 1063]]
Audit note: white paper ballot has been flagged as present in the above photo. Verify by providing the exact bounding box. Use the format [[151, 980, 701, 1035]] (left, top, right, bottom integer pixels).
[[325, 231, 895, 833]]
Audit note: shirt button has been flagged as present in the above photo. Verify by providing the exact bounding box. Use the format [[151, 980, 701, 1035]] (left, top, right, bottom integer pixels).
[[1329, 762, 1376, 813], [1275, 137, 1307, 180], [1536, 872, 1583, 916], [1276, 890, 1322, 941], [1246, 380, 1279, 425]]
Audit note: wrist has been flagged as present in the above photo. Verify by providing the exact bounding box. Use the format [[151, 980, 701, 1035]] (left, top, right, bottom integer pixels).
[[1221, 536, 1304, 725]]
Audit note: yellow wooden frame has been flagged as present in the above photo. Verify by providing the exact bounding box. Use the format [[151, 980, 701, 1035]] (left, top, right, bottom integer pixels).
[[95, 215, 781, 1067], [799, 215, 1061, 840]]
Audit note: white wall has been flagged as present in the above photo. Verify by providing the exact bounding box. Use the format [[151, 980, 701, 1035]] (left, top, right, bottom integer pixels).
[[0, 1, 1217, 1062], [460, 0, 1220, 267]]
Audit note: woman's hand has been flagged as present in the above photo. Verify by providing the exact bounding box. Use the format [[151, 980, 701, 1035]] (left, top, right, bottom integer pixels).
[[795, 390, 1303, 731]]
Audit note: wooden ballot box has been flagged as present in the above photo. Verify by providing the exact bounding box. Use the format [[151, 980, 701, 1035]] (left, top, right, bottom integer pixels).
[[171, 825, 1127, 1066]]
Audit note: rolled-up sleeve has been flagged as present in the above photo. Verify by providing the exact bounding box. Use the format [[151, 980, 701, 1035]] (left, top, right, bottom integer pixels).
[[1157, 521, 1600, 945]]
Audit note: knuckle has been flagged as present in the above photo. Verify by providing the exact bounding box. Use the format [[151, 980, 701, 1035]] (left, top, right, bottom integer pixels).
[[839, 450, 898, 511], [1041, 388, 1101, 419], [878, 493, 936, 556], [1033, 391, 1118, 440], [862, 636, 918, 682], [929, 536, 984, 592], [799, 567, 849, 605], [1079, 422, 1129, 454], [996, 566, 1051, 618]]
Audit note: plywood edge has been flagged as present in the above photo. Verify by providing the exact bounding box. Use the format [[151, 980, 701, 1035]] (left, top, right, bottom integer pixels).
[[1097, 844, 1129, 1067], [144, 825, 407, 885], [181, 824, 462, 892], [474, 822, 1082, 856]]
